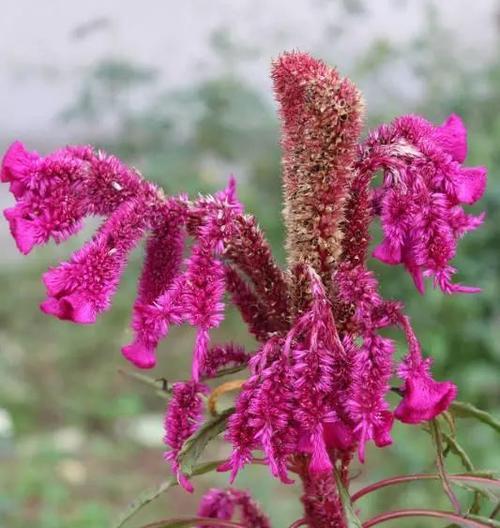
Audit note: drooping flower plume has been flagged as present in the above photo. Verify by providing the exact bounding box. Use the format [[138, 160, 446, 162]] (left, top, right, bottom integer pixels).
[[197, 488, 271, 528], [41, 199, 150, 324], [163, 380, 208, 492], [1, 50, 486, 528], [361, 114, 486, 293]]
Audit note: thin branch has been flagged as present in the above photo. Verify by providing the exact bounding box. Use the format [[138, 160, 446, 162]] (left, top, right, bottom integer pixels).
[[118, 368, 170, 400], [118, 364, 248, 403], [441, 430, 482, 514], [352, 473, 500, 503], [362, 509, 498, 528], [431, 419, 462, 514]]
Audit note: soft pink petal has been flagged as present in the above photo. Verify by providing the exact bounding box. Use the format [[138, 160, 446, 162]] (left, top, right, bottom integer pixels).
[[1, 141, 38, 198], [121, 340, 156, 369], [453, 166, 487, 205], [395, 368, 457, 424], [373, 410, 394, 448], [432, 114, 468, 163], [373, 239, 401, 264], [40, 293, 96, 324]]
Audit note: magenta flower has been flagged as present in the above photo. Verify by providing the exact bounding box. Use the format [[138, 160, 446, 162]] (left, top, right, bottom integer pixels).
[[121, 275, 185, 368], [287, 267, 342, 474], [182, 239, 225, 381], [3, 146, 89, 254], [362, 114, 486, 294], [201, 343, 250, 379], [347, 334, 395, 462], [1, 141, 41, 198], [2, 51, 487, 528], [41, 200, 149, 323], [223, 337, 297, 484], [395, 358, 458, 425], [430, 113, 468, 163], [122, 199, 187, 368], [1, 143, 152, 255], [164, 381, 208, 492], [198, 488, 271, 528]]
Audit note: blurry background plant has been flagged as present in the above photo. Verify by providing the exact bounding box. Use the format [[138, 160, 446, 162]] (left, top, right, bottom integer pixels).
[[0, 1, 499, 527]]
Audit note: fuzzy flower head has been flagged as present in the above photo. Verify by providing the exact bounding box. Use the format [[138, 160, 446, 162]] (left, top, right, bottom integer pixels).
[[163, 381, 209, 492], [273, 51, 364, 291], [1, 52, 486, 518], [365, 114, 486, 294], [41, 200, 149, 323]]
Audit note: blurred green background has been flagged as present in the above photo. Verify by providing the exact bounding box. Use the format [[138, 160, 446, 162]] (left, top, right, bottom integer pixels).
[[0, 1, 499, 527]]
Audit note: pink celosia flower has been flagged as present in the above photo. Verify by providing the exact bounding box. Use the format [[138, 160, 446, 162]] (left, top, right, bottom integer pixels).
[[286, 267, 343, 474], [395, 358, 458, 424], [1, 141, 40, 198], [430, 113, 467, 163], [222, 337, 297, 484], [41, 200, 149, 323], [225, 265, 284, 341], [1, 51, 487, 528], [394, 315, 457, 424], [1, 142, 153, 255], [3, 147, 89, 254], [361, 114, 486, 294], [347, 334, 395, 462], [122, 199, 187, 368], [224, 214, 290, 330], [121, 276, 185, 368], [182, 239, 225, 381], [200, 343, 250, 379], [164, 381, 208, 492], [272, 51, 363, 288], [198, 488, 271, 528]]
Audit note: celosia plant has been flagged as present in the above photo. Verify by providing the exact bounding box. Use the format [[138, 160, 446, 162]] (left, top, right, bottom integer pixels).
[[3, 52, 499, 528]]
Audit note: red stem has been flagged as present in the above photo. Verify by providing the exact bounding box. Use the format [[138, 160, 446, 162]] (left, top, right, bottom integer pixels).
[[352, 473, 500, 503], [362, 509, 493, 528]]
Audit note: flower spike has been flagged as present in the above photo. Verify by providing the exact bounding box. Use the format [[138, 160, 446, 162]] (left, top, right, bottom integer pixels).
[[273, 51, 364, 290]]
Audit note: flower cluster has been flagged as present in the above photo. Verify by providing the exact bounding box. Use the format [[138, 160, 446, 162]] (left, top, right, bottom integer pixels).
[[1, 51, 486, 527], [197, 488, 271, 528]]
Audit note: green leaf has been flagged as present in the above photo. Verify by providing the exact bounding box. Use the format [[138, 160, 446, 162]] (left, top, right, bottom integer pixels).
[[335, 471, 363, 528], [450, 401, 500, 434], [113, 460, 224, 528], [178, 407, 234, 477]]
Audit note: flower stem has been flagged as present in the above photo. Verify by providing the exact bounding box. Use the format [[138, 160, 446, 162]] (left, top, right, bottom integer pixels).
[[351, 473, 500, 503], [362, 509, 497, 528], [118, 368, 170, 399]]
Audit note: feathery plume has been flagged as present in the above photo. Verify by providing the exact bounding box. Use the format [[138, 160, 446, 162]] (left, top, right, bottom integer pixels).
[[272, 51, 364, 290]]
